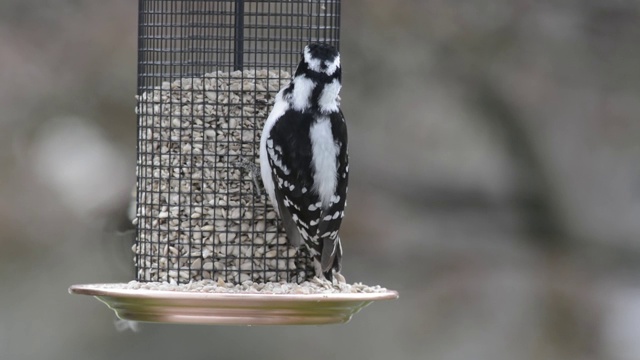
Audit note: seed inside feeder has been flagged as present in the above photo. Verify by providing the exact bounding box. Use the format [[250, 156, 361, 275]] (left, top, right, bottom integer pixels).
[[134, 69, 313, 285], [95, 278, 391, 295]]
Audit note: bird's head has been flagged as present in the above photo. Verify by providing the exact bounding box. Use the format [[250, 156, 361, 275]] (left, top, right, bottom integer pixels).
[[298, 43, 341, 78], [287, 43, 342, 113]]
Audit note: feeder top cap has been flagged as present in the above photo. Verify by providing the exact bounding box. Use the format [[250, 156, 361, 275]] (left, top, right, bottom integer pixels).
[[303, 43, 340, 76]]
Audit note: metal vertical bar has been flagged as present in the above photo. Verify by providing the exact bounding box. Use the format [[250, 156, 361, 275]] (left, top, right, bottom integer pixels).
[[234, 0, 244, 70], [336, 0, 341, 50], [135, 0, 145, 281]]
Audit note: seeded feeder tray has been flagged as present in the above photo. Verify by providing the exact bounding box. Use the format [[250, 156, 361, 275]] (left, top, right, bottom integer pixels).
[[69, 281, 398, 325], [70, 0, 398, 325], [67, 68, 399, 325]]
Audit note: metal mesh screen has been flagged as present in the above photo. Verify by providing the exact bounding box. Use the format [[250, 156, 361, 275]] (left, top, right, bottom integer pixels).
[[133, 0, 341, 284]]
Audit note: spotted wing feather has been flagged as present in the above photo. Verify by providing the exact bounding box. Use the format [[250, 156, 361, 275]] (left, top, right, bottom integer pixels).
[[266, 110, 322, 247]]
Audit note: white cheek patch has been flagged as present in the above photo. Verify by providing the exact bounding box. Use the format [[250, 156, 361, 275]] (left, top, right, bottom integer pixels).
[[318, 79, 341, 113], [325, 54, 340, 76], [291, 76, 316, 111], [304, 46, 322, 72]]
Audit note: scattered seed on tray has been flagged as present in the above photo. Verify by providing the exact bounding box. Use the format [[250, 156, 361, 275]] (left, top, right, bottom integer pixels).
[[95, 279, 391, 295], [133, 69, 313, 285]]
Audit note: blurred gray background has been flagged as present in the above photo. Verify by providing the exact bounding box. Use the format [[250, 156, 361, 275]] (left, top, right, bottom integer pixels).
[[2, 0, 640, 359]]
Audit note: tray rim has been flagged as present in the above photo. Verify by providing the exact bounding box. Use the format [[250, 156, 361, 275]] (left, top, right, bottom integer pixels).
[[69, 283, 398, 325], [69, 283, 399, 301]]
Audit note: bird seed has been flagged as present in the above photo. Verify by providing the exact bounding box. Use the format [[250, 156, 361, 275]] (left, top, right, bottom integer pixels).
[[96, 279, 391, 295], [134, 69, 314, 285]]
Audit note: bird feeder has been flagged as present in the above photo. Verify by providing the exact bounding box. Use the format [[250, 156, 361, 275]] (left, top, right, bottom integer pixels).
[[70, 0, 397, 326]]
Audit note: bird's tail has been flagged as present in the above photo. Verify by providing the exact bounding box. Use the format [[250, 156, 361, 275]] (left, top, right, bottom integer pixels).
[[320, 236, 343, 280]]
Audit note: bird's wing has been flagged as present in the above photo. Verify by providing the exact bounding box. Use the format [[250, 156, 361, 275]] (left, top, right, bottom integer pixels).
[[266, 110, 320, 248], [270, 179, 303, 248]]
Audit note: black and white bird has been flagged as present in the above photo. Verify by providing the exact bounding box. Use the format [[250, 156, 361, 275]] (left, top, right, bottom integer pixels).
[[260, 43, 348, 281]]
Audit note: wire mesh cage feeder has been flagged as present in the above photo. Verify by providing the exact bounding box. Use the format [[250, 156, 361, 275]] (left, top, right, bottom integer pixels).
[[70, 0, 397, 325]]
